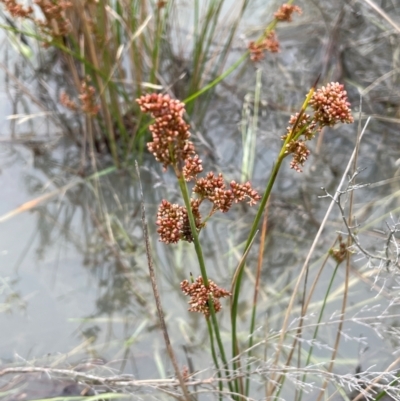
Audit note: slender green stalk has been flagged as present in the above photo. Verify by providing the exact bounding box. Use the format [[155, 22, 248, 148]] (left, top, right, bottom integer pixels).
[[184, 53, 248, 105], [177, 176, 209, 284], [235, 82, 316, 398], [206, 318, 223, 401], [231, 151, 286, 391], [245, 200, 268, 396], [186, 0, 223, 115], [149, 2, 162, 84], [176, 174, 234, 395], [184, 0, 296, 108]]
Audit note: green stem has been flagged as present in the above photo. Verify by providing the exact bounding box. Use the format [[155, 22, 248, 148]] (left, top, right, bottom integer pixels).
[[206, 318, 223, 401], [184, 53, 248, 105], [177, 175, 208, 284], [231, 149, 286, 395], [177, 174, 234, 395], [241, 80, 316, 398], [183, 0, 296, 107]]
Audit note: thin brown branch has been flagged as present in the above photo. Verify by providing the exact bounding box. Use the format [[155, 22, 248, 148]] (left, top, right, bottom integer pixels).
[[135, 161, 192, 401]]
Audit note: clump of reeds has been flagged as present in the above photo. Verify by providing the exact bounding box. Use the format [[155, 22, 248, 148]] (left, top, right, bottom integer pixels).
[[137, 72, 354, 399], [0, 0, 271, 168]]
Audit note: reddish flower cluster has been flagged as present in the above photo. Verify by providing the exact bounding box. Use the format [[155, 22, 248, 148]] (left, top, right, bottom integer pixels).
[[249, 31, 280, 62], [230, 181, 261, 206], [285, 140, 310, 172], [34, 0, 72, 37], [183, 155, 203, 181], [193, 172, 228, 211], [136, 93, 197, 171], [79, 79, 100, 116], [329, 236, 348, 264], [60, 92, 78, 111], [60, 80, 100, 116], [282, 113, 316, 172], [138, 92, 261, 244], [1, 0, 71, 38], [156, 172, 261, 243], [274, 4, 302, 22], [181, 276, 231, 317], [1, 0, 33, 18], [156, 199, 202, 244], [284, 82, 354, 172], [193, 173, 261, 213], [283, 113, 317, 141], [309, 82, 354, 127], [248, 3, 302, 63]]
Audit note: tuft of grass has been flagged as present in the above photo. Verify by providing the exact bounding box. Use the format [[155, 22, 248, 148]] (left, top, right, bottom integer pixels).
[[0, 0, 253, 167]]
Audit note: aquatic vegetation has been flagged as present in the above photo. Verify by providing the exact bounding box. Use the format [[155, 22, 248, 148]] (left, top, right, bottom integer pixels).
[[0, 0, 257, 167], [2, 1, 400, 401], [137, 76, 354, 399]]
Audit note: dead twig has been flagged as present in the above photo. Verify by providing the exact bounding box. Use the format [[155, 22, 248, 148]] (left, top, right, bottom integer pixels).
[[135, 161, 192, 401]]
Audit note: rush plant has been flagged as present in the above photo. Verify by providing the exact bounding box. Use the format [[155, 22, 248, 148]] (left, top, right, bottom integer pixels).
[[0, 0, 254, 167], [137, 79, 354, 399]]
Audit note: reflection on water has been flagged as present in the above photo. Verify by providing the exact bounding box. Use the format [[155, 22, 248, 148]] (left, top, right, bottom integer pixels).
[[1, 0, 400, 400]]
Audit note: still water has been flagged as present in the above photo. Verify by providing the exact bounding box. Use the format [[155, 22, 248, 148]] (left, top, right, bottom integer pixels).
[[1, 0, 400, 400]]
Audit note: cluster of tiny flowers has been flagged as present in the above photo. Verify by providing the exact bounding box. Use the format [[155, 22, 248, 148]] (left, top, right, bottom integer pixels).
[[156, 199, 202, 244], [329, 236, 348, 264], [283, 83, 353, 172], [183, 155, 203, 181], [34, 0, 72, 38], [59, 78, 99, 115], [193, 172, 261, 213], [283, 113, 317, 141], [79, 79, 100, 116], [230, 181, 261, 206], [60, 81, 99, 116], [1, 0, 71, 39], [285, 141, 310, 172], [248, 31, 279, 62], [282, 113, 317, 172], [138, 93, 260, 244], [274, 4, 302, 22], [60, 92, 78, 111], [309, 82, 354, 127], [248, 3, 302, 63], [180, 276, 231, 317], [136, 93, 197, 171], [1, 0, 33, 18], [156, 174, 260, 243]]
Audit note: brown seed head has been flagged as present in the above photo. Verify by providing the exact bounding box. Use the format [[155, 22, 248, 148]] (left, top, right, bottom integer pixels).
[[309, 82, 354, 127], [274, 4, 302, 22], [137, 93, 194, 170], [180, 276, 231, 317]]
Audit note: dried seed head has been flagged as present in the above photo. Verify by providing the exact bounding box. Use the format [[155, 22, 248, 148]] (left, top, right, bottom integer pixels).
[[2, 0, 33, 18], [136, 93, 194, 171], [156, 199, 202, 244], [249, 31, 280, 62], [183, 155, 203, 181], [274, 4, 302, 22], [309, 82, 354, 127], [79, 79, 100, 116], [181, 276, 231, 317]]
